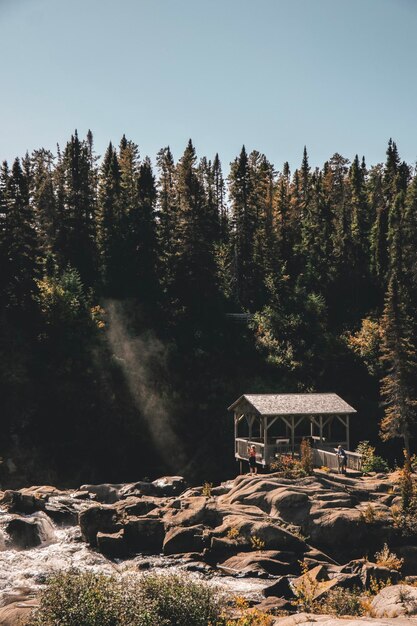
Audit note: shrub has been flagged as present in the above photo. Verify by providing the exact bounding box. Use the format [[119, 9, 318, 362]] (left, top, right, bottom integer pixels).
[[139, 573, 224, 626], [300, 438, 313, 475], [270, 455, 306, 479], [28, 570, 154, 626], [202, 482, 213, 497], [316, 587, 365, 617], [356, 441, 389, 473], [29, 571, 225, 626], [221, 597, 275, 625], [374, 543, 403, 571], [250, 535, 265, 551]]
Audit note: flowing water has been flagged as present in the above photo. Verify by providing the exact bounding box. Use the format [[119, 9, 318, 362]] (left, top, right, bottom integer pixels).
[[0, 504, 266, 606]]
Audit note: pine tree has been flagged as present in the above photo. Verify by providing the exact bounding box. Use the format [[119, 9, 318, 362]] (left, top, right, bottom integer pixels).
[[157, 146, 177, 299], [228, 145, 256, 308], [2, 158, 38, 309], [126, 157, 159, 307], [97, 142, 123, 296], [170, 140, 218, 319], [379, 274, 417, 454], [30, 149, 57, 263], [58, 131, 98, 286]]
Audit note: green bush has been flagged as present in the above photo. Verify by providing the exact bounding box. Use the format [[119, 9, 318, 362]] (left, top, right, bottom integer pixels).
[[316, 587, 365, 617], [356, 441, 389, 473], [29, 570, 224, 626], [28, 570, 153, 626], [140, 573, 223, 626]]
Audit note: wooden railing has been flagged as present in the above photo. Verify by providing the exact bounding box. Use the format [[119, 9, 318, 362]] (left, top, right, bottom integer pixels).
[[236, 437, 362, 472], [312, 447, 362, 471]]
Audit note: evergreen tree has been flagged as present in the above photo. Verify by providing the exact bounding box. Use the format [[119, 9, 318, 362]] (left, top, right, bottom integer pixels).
[[2, 158, 38, 309], [228, 145, 256, 308], [157, 146, 177, 298], [58, 131, 98, 286], [126, 157, 159, 307], [97, 142, 123, 297], [379, 274, 417, 454], [30, 149, 57, 263], [170, 140, 218, 319]]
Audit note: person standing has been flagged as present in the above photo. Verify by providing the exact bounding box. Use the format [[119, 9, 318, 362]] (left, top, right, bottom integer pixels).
[[248, 444, 258, 475], [337, 445, 347, 474]]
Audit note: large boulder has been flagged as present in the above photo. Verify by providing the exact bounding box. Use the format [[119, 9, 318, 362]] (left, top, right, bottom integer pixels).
[[0, 490, 45, 514], [163, 497, 209, 528], [0, 600, 38, 626], [44, 501, 78, 526], [220, 551, 300, 577], [79, 483, 123, 504], [124, 516, 165, 553], [152, 476, 187, 497], [79, 504, 120, 546], [119, 481, 156, 498], [307, 508, 368, 556], [267, 490, 310, 524], [5, 513, 54, 549], [163, 524, 206, 555], [96, 529, 127, 558], [212, 514, 307, 552], [263, 576, 296, 599], [371, 584, 417, 618]]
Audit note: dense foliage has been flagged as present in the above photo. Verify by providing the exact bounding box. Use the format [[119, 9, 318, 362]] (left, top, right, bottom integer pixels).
[[28, 571, 224, 626], [1, 133, 416, 485]]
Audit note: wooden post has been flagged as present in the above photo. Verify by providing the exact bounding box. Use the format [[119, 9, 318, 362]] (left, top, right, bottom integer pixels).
[[234, 412, 238, 454], [319, 415, 323, 443], [310, 418, 313, 438], [264, 416, 268, 464], [291, 415, 295, 456], [346, 415, 350, 451]]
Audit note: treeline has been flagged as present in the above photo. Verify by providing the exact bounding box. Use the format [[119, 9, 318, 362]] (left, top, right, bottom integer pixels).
[[0, 132, 416, 485]]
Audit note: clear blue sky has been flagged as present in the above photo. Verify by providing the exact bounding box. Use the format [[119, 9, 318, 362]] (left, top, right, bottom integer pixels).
[[1, 0, 416, 172]]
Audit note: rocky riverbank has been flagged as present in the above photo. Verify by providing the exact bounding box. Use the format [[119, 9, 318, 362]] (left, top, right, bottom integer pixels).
[[0, 470, 417, 624]]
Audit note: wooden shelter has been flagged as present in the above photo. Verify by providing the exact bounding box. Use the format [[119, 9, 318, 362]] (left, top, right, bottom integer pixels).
[[229, 393, 359, 470]]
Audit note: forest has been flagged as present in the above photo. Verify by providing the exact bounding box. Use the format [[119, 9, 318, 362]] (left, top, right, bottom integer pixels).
[[0, 132, 416, 486]]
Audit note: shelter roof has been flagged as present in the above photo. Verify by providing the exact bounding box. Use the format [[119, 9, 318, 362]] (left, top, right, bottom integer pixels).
[[228, 393, 356, 416]]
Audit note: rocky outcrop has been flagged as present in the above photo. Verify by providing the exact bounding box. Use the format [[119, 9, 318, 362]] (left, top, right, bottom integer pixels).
[[370, 584, 417, 618]]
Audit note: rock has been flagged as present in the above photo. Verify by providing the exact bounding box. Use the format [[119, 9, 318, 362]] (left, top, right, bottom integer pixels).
[[331, 572, 363, 590], [163, 497, 208, 527], [115, 497, 158, 517], [96, 529, 127, 558], [0, 490, 45, 514], [268, 490, 310, 524], [371, 584, 417, 618], [254, 596, 295, 614], [44, 502, 78, 526], [71, 490, 93, 500], [20, 485, 64, 498], [272, 613, 417, 625], [163, 524, 205, 555], [220, 551, 299, 578], [263, 576, 296, 599], [0, 600, 38, 626], [152, 476, 187, 497], [213, 514, 307, 552], [79, 483, 123, 504], [5, 514, 54, 549], [307, 508, 368, 556], [124, 516, 165, 553], [396, 546, 417, 576], [360, 562, 400, 589], [119, 482, 156, 498], [79, 504, 120, 546]]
